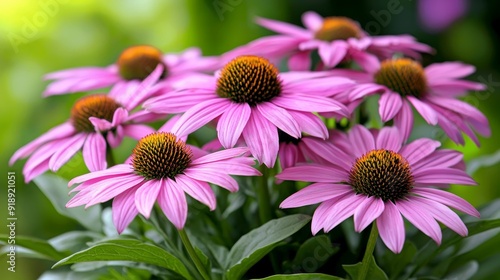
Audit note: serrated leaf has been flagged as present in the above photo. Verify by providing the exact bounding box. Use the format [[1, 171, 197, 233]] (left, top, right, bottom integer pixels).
[[0, 234, 68, 260], [34, 173, 102, 232], [52, 239, 192, 280], [343, 255, 388, 280], [255, 273, 345, 280], [288, 235, 338, 273], [225, 214, 311, 280]]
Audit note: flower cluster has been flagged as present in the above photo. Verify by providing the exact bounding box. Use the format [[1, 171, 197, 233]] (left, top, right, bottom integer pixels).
[[11, 10, 488, 273]]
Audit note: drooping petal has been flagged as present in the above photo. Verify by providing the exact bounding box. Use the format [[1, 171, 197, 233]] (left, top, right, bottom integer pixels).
[[288, 51, 312, 71], [171, 98, 228, 137], [407, 96, 438, 125], [323, 194, 366, 232], [397, 199, 442, 245], [242, 110, 279, 167], [377, 201, 405, 254], [412, 187, 480, 217], [413, 168, 476, 185], [394, 100, 414, 141], [256, 17, 310, 38], [353, 196, 385, 232], [257, 102, 301, 138], [135, 180, 162, 219], [157, 179, 188, 229], [217, 102, 251, 148], [184, 169, 239, 192], [10, 122, 75, 165], [68, 164, 133, 185], [280, 183, 353, 208], [379, 92, 403, 122], [286, 111, 328, 139], [86, 174, 144, 207], [271, 94, 348, 115], [410, 196, 468, 236], [191, 147, 249, 165], [82, 133, 107, 172], [318, 41, 348, 68], [112, 186, 140, 233], [277, 164, 348, 183], [48, 134, 87, 171], [300, 138, 352, 171], [175, 175, 216, 210]]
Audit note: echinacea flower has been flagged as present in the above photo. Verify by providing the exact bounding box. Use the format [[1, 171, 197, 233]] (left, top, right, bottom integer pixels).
[[227, 11, 432, 72], [10, 66, 164, 182], [277, 125, 479, 254], [340, 58, 489, 145], [43, 46, 220, 96], [66, 131, 260, 232], [144, 55, 354, 167]]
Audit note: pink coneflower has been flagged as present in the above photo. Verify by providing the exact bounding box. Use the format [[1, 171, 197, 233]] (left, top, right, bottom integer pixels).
[[66, 132, 259, 232], [144, 55, 354, 167], [10, 67, 165, 182], [227, 11, 432, 71], [340, 58, 489, 145], [277, 125, 479, 254], [43, 46, 220, 96]]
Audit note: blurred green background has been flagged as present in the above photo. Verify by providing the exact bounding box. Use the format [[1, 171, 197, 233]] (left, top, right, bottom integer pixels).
[[1, 0, 499, 278]]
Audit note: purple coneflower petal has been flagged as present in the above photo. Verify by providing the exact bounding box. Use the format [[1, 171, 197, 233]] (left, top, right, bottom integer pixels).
[[411, 196, 468, 236], [144, 88, 215, 114], [379, 92, 403, 122], [49, 134, 87, 171], [301, 11, 323, 31], [24, 159, 50, 183], [323, 194, 366, 232], [113, 187, 140, 233], [176, 175, 216, 210], [413, 187, 480, 217], [172, 98, 228, 137], [399, 138, 441, 166], [184, 168, 239, 192], [425, 62, 476, 80], [288, 51, 312, 71], [377, 201, 405, 253], [271, 94, 347, 115], [257, 102, 301, 138], [217, 102, 251, 148], [86, 174, 143, 207], [276, 164, 347, 183], [125, 65, 163, 110], [83, 133, 107, 172], [349, 125, 375, 158], [278, 143, 298, 170], [10, 122, 75, 165], [394, 100, 414, 141], [280, 183, 352, 208], [68, 164, 132, 185], [319, 41, 348, 68], [407, 96, 438, 125], [158, 179, 187, 230], [242, 110, 279, 167], [123, 124, 155, 140], [192, 147, 249, 165], [376, 126, 402, 151], [300, 138, 352, 171], [397, 200, 442, 245], [349, 84, 386, 100], [256, 17, 310, 38], [89, 117, 113, 132], [287, 111, 328, 139], [412, 150, 463, 170], [135, 180, 162, 219], [413, 168, 476, 185], [353, 196, 385, 232]]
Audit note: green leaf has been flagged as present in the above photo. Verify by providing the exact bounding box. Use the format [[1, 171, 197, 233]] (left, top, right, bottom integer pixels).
[[287, 235, 338, 273], [380, 242, 417, 278], [443, 260, 478, 280], [49, 231, 103, 252], [466, 149, 500, 175], [195, 246, 211, 277], [34, 173, 102, 232], [0, 234, 68, 260], [225, 214, 311, 280], [53, 239, 193, 280], [255, 273, 345, 280], [343, 255, 388, 280]]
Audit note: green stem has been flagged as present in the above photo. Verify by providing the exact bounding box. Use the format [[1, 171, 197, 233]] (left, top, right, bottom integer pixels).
[[178, 229, 211, 280], [256, 166, 272, 225], [105, 143, 116, 167], [358, 223, 379, 280]]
